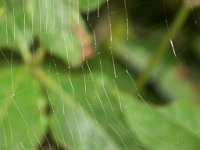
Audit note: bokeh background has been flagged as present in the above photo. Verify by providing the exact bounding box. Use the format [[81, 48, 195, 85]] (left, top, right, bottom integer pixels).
[[0, 0, 200, 149]]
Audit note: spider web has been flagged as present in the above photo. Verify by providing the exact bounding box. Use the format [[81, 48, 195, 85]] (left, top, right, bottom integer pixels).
[[0, 0, 200, 150]]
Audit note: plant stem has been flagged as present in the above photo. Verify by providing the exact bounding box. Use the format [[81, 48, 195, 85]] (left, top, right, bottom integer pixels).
[[136, 4, 191, 91]]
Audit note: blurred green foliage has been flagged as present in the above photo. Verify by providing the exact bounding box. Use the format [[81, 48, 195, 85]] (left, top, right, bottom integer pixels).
[[0, 0, 200, 150]]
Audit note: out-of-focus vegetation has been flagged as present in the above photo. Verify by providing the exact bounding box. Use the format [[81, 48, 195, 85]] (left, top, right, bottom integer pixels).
[[0, 0, 200, 149]]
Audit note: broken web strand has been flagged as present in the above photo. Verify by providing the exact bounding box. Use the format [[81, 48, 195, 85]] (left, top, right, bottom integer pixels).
[[135, 3, 191, 91], [163, 0, 177, 57]]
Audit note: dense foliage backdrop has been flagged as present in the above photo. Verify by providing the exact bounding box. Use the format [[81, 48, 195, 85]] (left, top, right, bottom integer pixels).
[[0, 0, 200, 149]]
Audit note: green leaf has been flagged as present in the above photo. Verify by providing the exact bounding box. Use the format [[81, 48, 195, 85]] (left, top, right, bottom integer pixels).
[[0, 1, 32, 61], [35, 68, 120, 150], [26, 0, 86, 66], [0, 66, 48, 149], [123, 93, 200, 150], [1, 0, 92, 66], [58, 71, 145, 150], [79, 0, 106, 12]]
